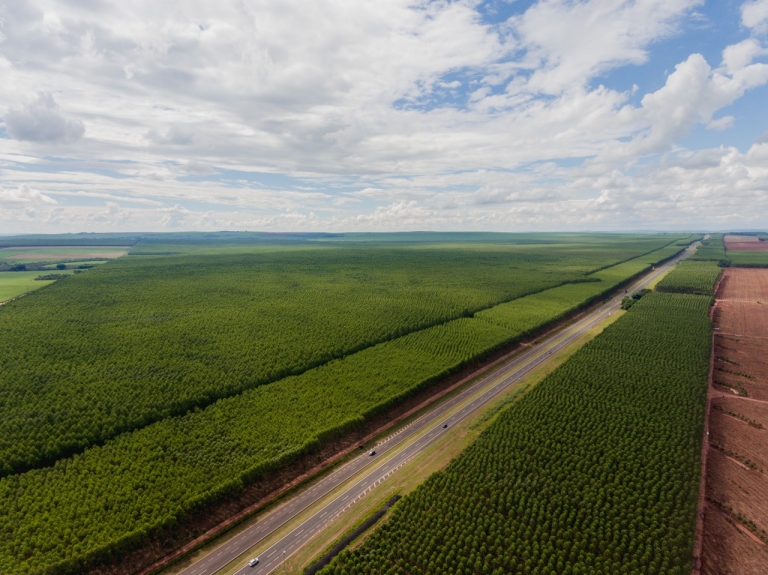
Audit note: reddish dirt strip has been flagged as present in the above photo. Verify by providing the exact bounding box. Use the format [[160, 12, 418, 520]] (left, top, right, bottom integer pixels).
[[724, 235, 768, 252], [699, 268, 768, 574]]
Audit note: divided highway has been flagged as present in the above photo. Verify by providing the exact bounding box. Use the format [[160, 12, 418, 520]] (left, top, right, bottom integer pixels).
[[178, 245, 695, 575]]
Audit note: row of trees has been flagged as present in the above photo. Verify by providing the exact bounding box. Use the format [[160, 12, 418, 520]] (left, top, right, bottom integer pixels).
[[478, 243, 685, 334], [0, 239, 687, 477], [0, 246, 592, 477], [689, 234, 728, 265], [0, 241, 689, 574], [324, 289, 714, 574], [656, 261, 722, 295]]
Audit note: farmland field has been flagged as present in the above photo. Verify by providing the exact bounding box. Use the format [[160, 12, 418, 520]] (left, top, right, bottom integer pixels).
[[690, 234, 728, 264], [727, 251, 768, 267], [323, 269, 715, 575], [656, 260, 722, 295], [0, 245, 127, 300], [0, 246, 130, 264], [703, 268, 768, 574], [0, 235, 687, 478], [718, 234, 768, 267], [0, 233, 691, 574], [724, 234, 768, 251], [0, 271, 60, 303]]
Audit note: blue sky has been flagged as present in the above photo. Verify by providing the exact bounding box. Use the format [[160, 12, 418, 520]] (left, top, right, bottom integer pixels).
[[0, 0, 767, 233]]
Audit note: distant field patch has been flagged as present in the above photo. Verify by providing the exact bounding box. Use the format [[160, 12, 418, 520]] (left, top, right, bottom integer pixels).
[[725, 234, 760, 243], [0, 272, 59, 303], [727, 251, 768, 267], [724, 235, 768, 252], [1, 248, 128, 262], [6, 252, 126, 259]]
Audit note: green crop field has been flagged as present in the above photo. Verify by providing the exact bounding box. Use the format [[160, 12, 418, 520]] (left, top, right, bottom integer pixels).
[[0, 233, 691, 574], [689, 234, 728, 265], [726, 250, 768, 267], [656, 260, 722, 295], [0, 272, 59, 303], [323, 271, 714, 575]]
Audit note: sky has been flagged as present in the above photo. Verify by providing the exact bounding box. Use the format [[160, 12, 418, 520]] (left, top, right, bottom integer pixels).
[[0, 0, 767, 234]]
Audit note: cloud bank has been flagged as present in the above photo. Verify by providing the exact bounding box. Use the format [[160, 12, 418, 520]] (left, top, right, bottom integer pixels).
[[0, 0, 766, 233]]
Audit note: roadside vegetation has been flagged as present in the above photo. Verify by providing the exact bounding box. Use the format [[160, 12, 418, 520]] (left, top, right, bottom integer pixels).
[[323, 268, 715, 575], [0, 235, 691, 575]]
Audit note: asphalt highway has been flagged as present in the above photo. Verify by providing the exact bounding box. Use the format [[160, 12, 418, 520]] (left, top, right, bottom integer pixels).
[[179, 244, 696, 575]]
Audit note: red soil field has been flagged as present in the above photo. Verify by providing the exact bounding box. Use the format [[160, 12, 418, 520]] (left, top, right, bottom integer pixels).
[[701, 268, 768, 574], [717, 268, 768, 302], [702, 506, 767, 575], [724, 235, 768, 252]]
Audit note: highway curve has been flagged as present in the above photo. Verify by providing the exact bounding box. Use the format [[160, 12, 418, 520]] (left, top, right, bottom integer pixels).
[[178, 244, 696, 575]]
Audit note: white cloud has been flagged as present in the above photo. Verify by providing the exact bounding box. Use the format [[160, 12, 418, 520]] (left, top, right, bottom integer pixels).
[[506, 0, 702, 96], [706, 115, 734, 130], [742, 0, 768, 34], [599, 46, 768, 159], [88, 202, 132, 224], [721, 38, 767, 73], [159, 204, 191, 227], [0, 1, 763, 233], [0, 184, 57, 206], [5, 93, 85, 143], [179, 160, 215, 174]]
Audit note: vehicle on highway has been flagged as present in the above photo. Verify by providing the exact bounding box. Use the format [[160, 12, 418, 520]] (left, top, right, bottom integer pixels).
[[442, 424, 448, 428], [369, 450, 376, 456], [248, 557, 259, 567]]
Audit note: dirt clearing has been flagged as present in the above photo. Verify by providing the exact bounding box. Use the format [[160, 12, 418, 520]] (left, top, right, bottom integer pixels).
[[717, 268, 768, 302], [725, 235, 768, 252], [701, 267, 768, 573]]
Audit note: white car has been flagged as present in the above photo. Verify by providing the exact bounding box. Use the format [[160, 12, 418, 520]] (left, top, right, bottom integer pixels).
[[248, 557, 259, 567]]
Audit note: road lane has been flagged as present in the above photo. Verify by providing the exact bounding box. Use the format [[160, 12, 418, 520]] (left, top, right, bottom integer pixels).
[[180, 244, 695, 575]]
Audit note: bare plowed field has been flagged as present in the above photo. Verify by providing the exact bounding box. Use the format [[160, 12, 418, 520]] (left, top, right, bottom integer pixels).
[[713, 335, 768, 400], [702, 268, 768, 574], [714, 301, 768, 339], [717, 268, 768, 301], [724, 235, 768, 252], [702, 508, 767, 575]]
